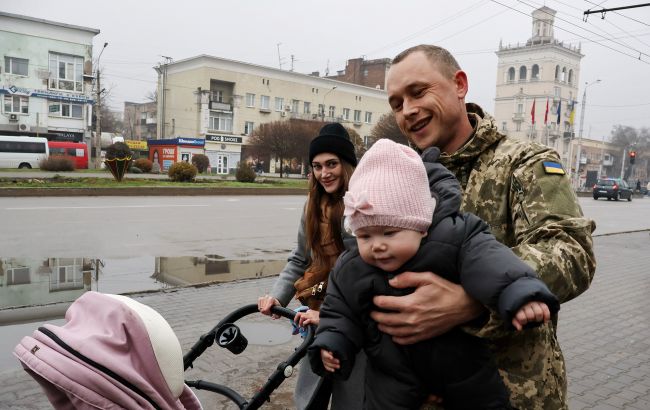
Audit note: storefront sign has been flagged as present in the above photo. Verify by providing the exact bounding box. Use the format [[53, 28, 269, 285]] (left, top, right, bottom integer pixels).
[[125, 140, 148, 150], [1, 86, 94, 104], [206, 135, 242, 144], [49, 131, 84, 142]]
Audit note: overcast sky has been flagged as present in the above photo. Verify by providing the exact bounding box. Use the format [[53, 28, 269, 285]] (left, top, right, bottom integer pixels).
[[5, 0, 650, 141]]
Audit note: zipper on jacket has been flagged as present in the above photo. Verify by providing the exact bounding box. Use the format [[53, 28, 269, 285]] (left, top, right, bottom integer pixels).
[[37, 327, 162, 410], [511, 176, 531, 226]]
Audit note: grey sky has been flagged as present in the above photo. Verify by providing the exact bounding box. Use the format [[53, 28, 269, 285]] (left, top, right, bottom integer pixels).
[[4, 0, 650, 140]]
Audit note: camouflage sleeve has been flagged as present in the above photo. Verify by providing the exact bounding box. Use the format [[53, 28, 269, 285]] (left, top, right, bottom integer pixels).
[[466, 148, 596, 339], [508, 148, 596, 303]]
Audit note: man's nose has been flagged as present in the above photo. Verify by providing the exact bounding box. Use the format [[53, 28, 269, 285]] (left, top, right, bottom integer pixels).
[[403, 98, 418, 116]]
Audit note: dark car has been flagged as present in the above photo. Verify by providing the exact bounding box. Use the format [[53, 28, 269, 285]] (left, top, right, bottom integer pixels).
[[592, 178, 633, 201]]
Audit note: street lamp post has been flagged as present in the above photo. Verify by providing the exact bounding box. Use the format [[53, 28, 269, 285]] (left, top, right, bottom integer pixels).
[[573, 79, 601, 189], [94, 42, 108, 169], [320, 86, 337, 121]]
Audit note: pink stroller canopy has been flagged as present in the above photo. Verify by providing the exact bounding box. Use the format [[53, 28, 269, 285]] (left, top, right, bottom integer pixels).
[[14, 291, 202, 409]]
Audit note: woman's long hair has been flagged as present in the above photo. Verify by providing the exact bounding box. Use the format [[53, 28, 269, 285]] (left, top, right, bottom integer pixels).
[[304, 158, 355, 274]]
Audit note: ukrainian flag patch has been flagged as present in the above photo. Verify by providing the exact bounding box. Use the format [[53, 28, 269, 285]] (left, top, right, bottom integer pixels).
[[543, 161, 565, 175]]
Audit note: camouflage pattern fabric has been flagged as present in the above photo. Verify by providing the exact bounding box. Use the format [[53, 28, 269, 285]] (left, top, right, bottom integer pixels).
[[436, 103, 597, 410]]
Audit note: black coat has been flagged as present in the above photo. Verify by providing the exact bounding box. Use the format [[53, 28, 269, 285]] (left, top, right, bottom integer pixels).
[[308, 148, 559, 409]]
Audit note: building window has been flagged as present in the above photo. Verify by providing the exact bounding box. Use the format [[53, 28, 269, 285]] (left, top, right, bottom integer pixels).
[[507, 67, 515, 82], [328, 106, 335, 118], [363, 69, 369, 77], [7, 266, 30, 285], [244, 121, 254, 135], [554, 86, 561, 98], [568, 69, 574, 85], [343, 108, 350, 120], [260, 95, 270, 110], [4, 95, 29, 114], [519, 66, 527, 81], [245, 93, 255, 107], [48, 101, 83, 118], [318, 104, 325, 116], [516, 122, 522, 132], [211, 90, 223, 102], [354, 110, 361, 123], [532, 64, 540, 80], [209, 111, 233, 132], [517, 103, 523, 113], [365, 111, 372, 124], [501, 122, 507, 131], [48, 52, 83, 92], [5, 57, 29, 76], [555, 65, 560, 81], [291, 99, 300, 113], [561, 67, 567, 82], [275, 97, 284, 112], [304, 101, 311, 114]]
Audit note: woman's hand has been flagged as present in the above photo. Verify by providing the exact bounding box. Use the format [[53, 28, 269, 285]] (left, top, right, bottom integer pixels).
[[294, 308, 320, 327], [257, 295, 281, 318]]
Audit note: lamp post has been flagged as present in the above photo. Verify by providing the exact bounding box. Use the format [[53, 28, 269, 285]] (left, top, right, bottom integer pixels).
[[94, 42, 108, 169], [320, 86, 337, 121], [573, 79, 601, 189]]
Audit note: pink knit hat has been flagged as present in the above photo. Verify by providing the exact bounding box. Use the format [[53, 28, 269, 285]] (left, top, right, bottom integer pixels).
[[344, 139, 435, 233]]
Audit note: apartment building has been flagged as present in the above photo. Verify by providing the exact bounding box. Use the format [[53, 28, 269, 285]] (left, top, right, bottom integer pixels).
[[494, 6, 583, 169], [0, 12, 98, 144], [155, 55, 388, 174], [326, 57, 391, 90], [123, 101, 157, 140]]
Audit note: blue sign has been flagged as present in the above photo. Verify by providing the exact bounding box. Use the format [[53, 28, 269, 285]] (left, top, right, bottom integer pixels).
[[147, 138, 205, 147], [0, 86, 94, 104]]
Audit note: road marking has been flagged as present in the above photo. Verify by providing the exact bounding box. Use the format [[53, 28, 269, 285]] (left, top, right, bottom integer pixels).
[[4, 204, 209, 210]]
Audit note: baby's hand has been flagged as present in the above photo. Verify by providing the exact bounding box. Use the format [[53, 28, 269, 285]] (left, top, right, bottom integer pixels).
[[512, 301, 550, 331], [320, 349, 340, 373]]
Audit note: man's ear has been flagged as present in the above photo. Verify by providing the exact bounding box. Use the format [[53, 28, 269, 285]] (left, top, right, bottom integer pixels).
[[453, 70, 469, 99]]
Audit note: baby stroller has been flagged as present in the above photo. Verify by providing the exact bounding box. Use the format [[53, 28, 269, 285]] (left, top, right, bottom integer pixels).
[[13, 291, 314, 409]]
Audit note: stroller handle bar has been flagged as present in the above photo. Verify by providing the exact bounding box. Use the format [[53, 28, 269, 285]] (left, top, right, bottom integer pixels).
[[184, 304, 316, 410]]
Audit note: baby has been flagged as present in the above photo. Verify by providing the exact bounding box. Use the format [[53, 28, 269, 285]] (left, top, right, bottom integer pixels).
[[308, 139, 560, 409]]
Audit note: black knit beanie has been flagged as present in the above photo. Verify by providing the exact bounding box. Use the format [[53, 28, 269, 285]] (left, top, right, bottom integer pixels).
[[309, 123, 357, 166]]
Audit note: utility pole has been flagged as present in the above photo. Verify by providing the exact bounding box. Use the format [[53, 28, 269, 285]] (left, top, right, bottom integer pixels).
[[573, 79, 601, 189], [94, 42, 108, 169]]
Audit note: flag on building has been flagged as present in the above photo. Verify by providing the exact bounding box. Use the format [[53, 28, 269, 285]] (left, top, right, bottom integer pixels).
[[568, 100, 576, 125], [544, 97, 549, 124], [556, 100, 562, 124], [530, 99, 536, 124]]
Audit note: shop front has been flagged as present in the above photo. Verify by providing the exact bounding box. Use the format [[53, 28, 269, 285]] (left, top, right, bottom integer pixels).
[[204, 134, 242, 175], [147, 138, 205, 171], [125, 140, 148, 159]]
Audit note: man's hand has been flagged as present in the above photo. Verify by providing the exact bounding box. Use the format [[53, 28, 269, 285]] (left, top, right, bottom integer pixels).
[[370, 271, 483, 345]]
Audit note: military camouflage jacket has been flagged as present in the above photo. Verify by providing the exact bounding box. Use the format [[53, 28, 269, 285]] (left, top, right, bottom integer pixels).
[[437, 103, 596, 410]]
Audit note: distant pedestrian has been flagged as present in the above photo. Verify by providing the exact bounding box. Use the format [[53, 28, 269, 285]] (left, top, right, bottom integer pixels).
[[636, 179, 641, 193]]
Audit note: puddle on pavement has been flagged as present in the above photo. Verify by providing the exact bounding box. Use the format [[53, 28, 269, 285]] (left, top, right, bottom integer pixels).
[[0, 255, 288, 371]]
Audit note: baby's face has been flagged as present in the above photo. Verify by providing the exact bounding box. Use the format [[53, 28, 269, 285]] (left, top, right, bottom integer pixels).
[[355, 226, 425, 272]]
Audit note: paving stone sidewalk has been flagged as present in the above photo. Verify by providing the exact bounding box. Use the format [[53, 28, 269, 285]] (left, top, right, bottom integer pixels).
[[1, 232, 649, 409]]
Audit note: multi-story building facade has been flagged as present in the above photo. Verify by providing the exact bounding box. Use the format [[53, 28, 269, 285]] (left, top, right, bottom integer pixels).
[[123, 101, 157, 140], [494, 6, 583, 170], [326, 57, 391, 90], [0, 12, 98, 144], [155, 55, 388, 174]]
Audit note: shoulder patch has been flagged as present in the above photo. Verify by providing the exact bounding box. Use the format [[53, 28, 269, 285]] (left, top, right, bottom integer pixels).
[[542, 161, 565, 175]]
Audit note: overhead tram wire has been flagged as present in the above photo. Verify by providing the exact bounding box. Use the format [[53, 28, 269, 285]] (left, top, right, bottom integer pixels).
[[540, 0, 650, 50], [515, 0, 650, 59], [584, 0, 650, 27], [490, 0, 650, 64]]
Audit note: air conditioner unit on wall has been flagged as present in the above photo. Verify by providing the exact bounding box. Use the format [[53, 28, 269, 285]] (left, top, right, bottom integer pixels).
[[18, 123, 30, 132], [9, 114, 18, 121], [280, 112, 287, 117]]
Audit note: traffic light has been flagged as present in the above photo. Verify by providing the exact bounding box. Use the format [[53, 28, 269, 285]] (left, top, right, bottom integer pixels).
[[629, 151, 636, 165]]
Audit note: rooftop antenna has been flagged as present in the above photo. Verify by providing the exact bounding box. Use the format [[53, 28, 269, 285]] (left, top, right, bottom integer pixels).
[[325, 59, 330, 76], [276, 43, 283, 70]]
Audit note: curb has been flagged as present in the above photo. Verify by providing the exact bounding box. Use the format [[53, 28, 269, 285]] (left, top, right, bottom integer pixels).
[[0, 187, 308, 197]]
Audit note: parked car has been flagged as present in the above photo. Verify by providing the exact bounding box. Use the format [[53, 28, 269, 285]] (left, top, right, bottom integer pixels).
[[592, 178, 633, 201]]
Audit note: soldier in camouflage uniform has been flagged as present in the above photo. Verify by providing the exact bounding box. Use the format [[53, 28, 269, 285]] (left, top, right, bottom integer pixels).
[[371, 45, 596, 409]]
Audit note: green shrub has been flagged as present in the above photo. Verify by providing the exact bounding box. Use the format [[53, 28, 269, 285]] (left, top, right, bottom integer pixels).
[[105, 142, 132, 160], [133, 158, 153, 173], [168, 161, 198, 182], [39, 156, 75, 172], [235, 162, 256, 183], [129, 166, 143, 174], [191, 154, 210, 173]]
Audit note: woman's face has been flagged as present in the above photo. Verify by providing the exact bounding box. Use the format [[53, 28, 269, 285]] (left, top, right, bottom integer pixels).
[[311, 153, 343, 194]]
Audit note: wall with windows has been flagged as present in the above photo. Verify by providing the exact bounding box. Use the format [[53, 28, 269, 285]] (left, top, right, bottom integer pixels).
[[493, 6, 582, 167], [156, 55, 389, 170], [0, 12, 98, 143]]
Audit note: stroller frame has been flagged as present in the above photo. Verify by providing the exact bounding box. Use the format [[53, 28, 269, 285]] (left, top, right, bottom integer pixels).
[[183, 304, 315, 409]]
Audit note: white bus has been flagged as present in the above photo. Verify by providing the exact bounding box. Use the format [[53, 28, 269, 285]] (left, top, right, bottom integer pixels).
[[0, 136, 49, 169]]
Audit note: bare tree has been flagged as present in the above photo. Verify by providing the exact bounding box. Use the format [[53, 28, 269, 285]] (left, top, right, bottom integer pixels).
[[610, 125, 649, 180], [248, 121, 296, 178], [145, 90, 158, 103], [370, 112, 408, 146]]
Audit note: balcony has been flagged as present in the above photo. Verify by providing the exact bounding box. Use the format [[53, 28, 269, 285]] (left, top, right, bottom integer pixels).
[[563, 132, 575, 139], [210, 101, 232, 111], [512, 113, 524, 122]]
